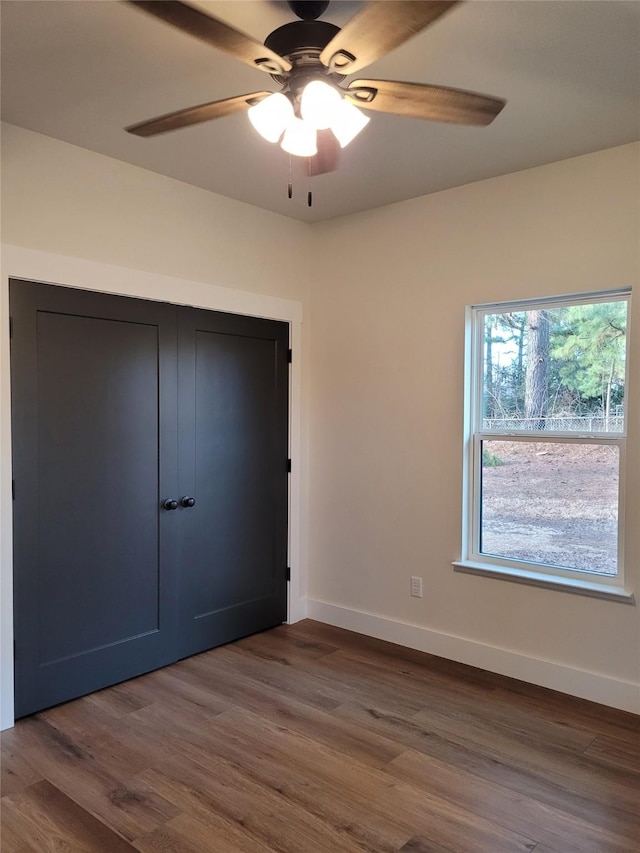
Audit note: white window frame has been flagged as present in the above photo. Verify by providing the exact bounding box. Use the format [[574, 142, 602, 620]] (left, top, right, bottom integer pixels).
[[454, 288, 634, 603]]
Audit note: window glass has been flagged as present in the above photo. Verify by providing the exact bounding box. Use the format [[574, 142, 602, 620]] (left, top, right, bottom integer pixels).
[[482, 301, 627, 434], [480, 440, 619, 575]]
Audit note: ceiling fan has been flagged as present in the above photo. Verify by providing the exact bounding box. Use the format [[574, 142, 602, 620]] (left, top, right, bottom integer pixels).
[[125, 0, 506, 176]]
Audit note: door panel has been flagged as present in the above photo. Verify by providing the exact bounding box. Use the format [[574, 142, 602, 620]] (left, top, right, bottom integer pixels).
[[37, 311, 161, 660], [177, 308, 289, 659], [11, 281, 179, 717]]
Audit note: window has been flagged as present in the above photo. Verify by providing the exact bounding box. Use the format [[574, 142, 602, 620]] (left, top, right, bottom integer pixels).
[[455, 290, 632, 601]]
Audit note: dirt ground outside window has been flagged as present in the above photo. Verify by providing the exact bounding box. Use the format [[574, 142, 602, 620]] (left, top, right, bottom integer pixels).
[[480, 442, 619, 575]]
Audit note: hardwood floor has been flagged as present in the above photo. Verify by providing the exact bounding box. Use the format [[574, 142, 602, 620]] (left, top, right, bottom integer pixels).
[[1, 620, 638, 852]]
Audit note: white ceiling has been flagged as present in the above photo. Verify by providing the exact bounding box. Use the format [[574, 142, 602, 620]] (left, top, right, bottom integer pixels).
[[1, 1, 639, 223]]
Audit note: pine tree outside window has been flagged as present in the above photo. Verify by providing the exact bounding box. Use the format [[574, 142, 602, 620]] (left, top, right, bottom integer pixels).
[[455, 289, 633, 601]]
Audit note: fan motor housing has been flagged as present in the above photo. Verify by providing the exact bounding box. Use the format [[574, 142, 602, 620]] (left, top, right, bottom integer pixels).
[[265, 20, 344, 95], [265, 20, 339, 61]]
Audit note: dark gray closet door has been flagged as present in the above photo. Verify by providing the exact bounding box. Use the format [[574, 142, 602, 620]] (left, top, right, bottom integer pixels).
[[176, 307, 289, 659], [11, 280, 289, 718], [10, 280, 180, 718]]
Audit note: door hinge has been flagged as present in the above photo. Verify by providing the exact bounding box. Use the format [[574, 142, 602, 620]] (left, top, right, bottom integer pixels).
[[9, 317, 13, 339], [286, 566, 291, 581], [287, 458, 291, 473], [287, 348, 292, 364], [12, 480, 15, 501]]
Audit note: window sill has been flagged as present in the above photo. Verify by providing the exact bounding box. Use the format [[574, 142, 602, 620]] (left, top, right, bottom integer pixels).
[[452, 560, 635, 604]]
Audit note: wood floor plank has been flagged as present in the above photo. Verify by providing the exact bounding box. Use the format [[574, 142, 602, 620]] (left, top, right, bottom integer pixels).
[[136, 758, 366, 852], [87, 675, 161, 718], [389, 748, 637, 853], [398, 837, 458, 853], [409, 703, 639, 814], [286, 621, 515, 692], [2, 621, 638, 853], [2, 717, 179, 841], [150, 707, 415, 852], [289, 622, 637, 735], [583, 731, 640, 773], [488, 683, 640, 738], [200, 643, 347, 712], [185, 705, 538, 852], [133, 811, 272, 853], [298, 648, 442, 716], [335, 700, 639, 838], [0, 816, 38, 853], [105, 668, 232, 741], [311, 638, 499, 702], [529, 846, 574, 853], [1, 738, 43, 797], [42, 693, 133, 745], [316, 647, 598, 754], [1, 779, 137, 852], [169, 651, 406, 768], [120, 719, 405, 853], [233, 628, 340, 663]]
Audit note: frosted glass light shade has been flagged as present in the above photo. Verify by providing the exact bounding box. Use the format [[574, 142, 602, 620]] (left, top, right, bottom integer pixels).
[[281, 117, 317, 157], [330, 100, 370, 148], [300, 80, 342, 130], [248, 93, 294, 143]]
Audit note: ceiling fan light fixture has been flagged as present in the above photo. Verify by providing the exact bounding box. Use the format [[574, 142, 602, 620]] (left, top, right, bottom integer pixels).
[[330, 100, 370, 148], [281, 117, 318, 157], [300, 80, 342, 130], [248, 93, 294, 143]]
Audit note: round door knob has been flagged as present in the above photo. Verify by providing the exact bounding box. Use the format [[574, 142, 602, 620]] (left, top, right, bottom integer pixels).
[[180, 496, 196, 508], [162, 498, 178, 510]]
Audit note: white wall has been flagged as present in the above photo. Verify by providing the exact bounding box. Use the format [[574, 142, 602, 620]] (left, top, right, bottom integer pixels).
[[307, 143, 640, 712], [0, 123, 312, 728], [0, 123, 312, 302]]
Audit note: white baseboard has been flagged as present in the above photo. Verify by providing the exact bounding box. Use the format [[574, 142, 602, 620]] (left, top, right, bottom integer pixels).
[[307, 598, 640, 715]]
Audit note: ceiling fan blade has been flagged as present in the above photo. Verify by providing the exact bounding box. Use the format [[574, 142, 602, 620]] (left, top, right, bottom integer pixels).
[[127, 1, 291, 75], [347, 79, 506, 126], [126, 92, 271, 137], [320, 1, 459, 75], [309, 129, 341, 175]]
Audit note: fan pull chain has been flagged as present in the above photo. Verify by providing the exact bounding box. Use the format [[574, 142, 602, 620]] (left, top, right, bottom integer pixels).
[[286, 156, 314, 206]]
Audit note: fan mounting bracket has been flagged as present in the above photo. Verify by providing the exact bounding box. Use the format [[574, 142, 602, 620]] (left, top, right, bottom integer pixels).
[[287, 1, 330, 21]]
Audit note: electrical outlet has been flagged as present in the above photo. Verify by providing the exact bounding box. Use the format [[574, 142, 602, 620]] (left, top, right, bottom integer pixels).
[[410, 576, 423, 598]]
